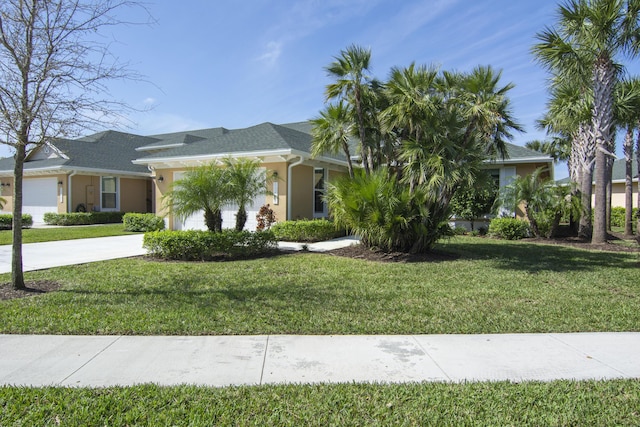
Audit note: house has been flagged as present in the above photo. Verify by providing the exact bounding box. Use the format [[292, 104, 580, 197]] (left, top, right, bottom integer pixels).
[[0, 121, 553, 229], [0, 131, 156, 223]]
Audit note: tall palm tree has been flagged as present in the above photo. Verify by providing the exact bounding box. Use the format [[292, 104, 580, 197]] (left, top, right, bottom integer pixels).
[[223, 157, 270, 231], [614, 77, 640, 236], [311, 102, 355, 178], [536, 79, 595, 237], [163, 164, 230, 232], [533, 0, 640, 244], [325, 44, 374, 174]]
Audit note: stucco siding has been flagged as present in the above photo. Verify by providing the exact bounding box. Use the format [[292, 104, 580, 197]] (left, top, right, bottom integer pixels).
[[290, 164, 313, 220]]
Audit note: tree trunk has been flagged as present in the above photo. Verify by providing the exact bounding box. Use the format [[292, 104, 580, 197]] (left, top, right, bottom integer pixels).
[[341, 142, 354, 178], [591, 58, 615, 245], [11, 144, 26, 290], [579, 164, 594, 238], [624, 126, 634, 236], [235, 206, 247, 231], [606, 159, 612, 231], [637, 128, 640, 238]]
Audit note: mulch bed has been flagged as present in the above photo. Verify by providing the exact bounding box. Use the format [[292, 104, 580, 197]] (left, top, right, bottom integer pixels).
[[0, 280, 62, 301]]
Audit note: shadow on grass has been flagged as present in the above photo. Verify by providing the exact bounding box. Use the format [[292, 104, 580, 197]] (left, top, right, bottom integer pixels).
[[438, 239, 639, 273]]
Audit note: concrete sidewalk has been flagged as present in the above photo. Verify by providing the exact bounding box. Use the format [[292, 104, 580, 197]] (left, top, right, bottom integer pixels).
[[0, 235, 360, 274], [1, 333, 638, 387]]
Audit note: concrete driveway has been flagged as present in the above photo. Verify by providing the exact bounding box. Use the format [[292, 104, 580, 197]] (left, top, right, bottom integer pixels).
[[0, 234, 147, 274]]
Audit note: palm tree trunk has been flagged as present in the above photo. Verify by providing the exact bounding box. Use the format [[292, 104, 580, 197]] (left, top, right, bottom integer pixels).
[[636, 127, 640, 237], [591, 58, 615, 244], [341, 142, 354, 178], [235, 206, 247, 231], [624, 126, 634, 236], [579, 163, 594, 238]]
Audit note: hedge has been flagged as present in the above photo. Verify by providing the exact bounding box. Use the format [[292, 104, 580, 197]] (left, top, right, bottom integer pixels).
[[610, 207, 639, 228], [123, 213, 165, 232], [0, 214, 33, 230], [43, 212, 125, 226], [143, 230, 278, 261], [488, 218, 531, 240], [270, 219, 346, 242]]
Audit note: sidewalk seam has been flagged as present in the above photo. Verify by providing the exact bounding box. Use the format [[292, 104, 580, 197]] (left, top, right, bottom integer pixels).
[[59, 335, 124, 385], [547, 333, 630, 377], [411, 335, 452, 381], [259, 335, 270, 385]]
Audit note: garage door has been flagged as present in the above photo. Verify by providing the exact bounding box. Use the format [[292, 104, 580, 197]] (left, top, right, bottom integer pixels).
[[23, 177, 58, 223], [173, 171, 265, 231]]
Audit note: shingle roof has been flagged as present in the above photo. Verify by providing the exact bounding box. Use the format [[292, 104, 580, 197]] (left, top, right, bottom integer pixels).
[[611, 156, 638, 182], [136, 122, 327, 161], [0, 130, 157, 175], [137, 127, 228, 151]]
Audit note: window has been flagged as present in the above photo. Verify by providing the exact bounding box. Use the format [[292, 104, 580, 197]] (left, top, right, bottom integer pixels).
[[101, 176, 118, 210], [313, 168, 326, 217]]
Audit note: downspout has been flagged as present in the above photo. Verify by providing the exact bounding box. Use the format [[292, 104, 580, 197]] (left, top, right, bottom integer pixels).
[[287, 156, 305, 221], [67, 171, 77, 213]]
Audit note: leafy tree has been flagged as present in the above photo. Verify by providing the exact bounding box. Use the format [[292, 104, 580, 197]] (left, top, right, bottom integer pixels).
[[163, 164, 231, 232], [533, 0, 640, 244], [450, 174, 497, 231], [0, 0, 146, 290], [223, 157, 270, 231]]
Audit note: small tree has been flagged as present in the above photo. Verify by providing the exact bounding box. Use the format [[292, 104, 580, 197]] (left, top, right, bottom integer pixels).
[[0, 0, 147, 290], [223, 158, 271, 231], [163, 164, 231, 232]]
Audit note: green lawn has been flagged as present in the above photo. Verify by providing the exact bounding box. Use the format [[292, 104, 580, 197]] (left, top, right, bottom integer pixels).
[[1, 380, 639, 426], [0, 224, 136, 245], [1, 236, 638, 335]]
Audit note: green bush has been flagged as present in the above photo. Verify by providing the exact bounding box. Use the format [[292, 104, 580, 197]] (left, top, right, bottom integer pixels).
[[452, 226, 468, 235], [123, 213, 165, 232], [610, 207, 638, 228], [488, 218, 531, 240], [0, 214, 33, 230], [43, 211, 124, 226], [270, 219, 345, 242], [143, 229, 278, 261]]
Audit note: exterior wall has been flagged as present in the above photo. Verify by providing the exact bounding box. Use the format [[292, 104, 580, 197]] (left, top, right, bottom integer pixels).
[[261, 162, 287, 224], [71, 175, 100, 212], [290, 164, 313, 220], [592, 181, 639, 208], [515, 163, 552, 179], [120, 177, 151, 213], [0, 177, 14, 213]]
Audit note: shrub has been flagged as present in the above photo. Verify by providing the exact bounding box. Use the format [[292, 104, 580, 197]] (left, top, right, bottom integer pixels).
[[488, 218, 531, 240], [452, 226, 468, 235], [0, 214, 33, 230], [143, 229, 278, 261], [43, 211, 124, 226], [270, 219, 346, 242], [610, 207, 638, 228], [256, 204, 277, 231], [123, 213, 165, 232]]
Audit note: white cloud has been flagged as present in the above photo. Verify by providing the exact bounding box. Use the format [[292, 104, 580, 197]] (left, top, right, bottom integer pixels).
[[142, 97, 157, 106], [257, 41, 283, 66]]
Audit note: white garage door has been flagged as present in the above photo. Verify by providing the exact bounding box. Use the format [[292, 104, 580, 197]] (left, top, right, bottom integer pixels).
[[173, 171, 266, 231], [23, 177, 58, 223]]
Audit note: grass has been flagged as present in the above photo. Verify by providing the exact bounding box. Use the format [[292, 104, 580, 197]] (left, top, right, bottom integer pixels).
[[1, 380, 639, 425], [0, 224, 136, 245], [1, 236, 638, 335]]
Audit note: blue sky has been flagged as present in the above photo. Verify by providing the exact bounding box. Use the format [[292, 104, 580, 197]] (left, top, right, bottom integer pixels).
[[8, 1, 640, 178]]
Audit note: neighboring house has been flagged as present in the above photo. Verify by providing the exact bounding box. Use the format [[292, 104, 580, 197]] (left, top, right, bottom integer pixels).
[[0, 120, 553, 229], [450, 145, 554, 230], [590, 156, 638, 208], [0, 131, 156, 222]]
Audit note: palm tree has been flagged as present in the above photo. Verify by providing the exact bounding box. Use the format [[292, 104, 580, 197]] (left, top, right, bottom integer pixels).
[[536, 79, 594, 237], [614, 77, 640, 236], [533, 0, 640, 244], [311, 102, 355, 178], [325, 44, 374, 174], [223, 157, 270, 231], [163, 164, 230, 232]]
